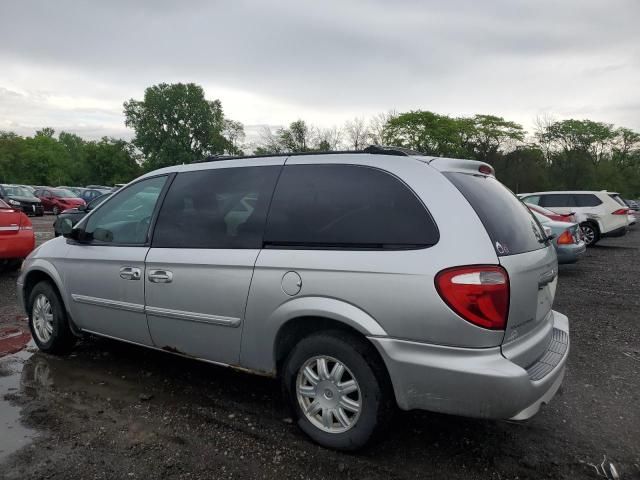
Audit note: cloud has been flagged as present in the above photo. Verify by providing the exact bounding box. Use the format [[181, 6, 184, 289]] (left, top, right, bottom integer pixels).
[[0, 0, 639, 137]]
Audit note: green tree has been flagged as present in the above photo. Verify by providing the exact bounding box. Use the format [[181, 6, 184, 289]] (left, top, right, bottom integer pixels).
[[467, 115, 525, 163], [382, 111, 474, 157], [83, 138, 141, 185], [123, 83, 229, 170], [222, 119, 245, 155], [254, 120, 318, 154]]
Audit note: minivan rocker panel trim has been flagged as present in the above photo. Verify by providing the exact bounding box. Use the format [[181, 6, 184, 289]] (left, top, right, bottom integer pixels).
[[70, 295, 241, 327], [72, 294, 145, 313]]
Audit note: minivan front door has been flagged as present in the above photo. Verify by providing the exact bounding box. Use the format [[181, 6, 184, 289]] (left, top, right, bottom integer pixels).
[[144, 161, 283, 365], [63, 176, 168, 344]]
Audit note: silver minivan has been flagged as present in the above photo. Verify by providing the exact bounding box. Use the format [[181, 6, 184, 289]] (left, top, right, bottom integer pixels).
[[17, 148, 569, 450]]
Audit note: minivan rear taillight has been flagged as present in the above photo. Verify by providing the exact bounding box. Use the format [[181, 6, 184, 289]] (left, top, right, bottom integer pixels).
[[612, 208, 629, 215], [435, 266, 509, 330]]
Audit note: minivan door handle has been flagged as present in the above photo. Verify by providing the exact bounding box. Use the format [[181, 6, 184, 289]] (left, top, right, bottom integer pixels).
[[119, 266, 141, 281], [148, 269, 173, 284]]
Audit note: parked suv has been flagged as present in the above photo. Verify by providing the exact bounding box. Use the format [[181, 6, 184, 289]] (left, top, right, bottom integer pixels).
[[520, 191, 628, 245], [17, 149, 569, 450]]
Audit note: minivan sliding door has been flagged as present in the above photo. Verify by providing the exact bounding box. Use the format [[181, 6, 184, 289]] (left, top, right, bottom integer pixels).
[[145, 160, 283, 365]]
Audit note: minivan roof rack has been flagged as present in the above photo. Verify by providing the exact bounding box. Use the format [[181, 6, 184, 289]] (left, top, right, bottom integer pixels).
[[193, 145, 423, 164]]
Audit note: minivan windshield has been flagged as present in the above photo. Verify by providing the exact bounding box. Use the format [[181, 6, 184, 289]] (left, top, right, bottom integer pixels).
[[444, 173, 547, 256]]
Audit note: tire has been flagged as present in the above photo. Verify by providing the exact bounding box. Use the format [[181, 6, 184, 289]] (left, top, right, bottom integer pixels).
[[27, 281, 76, 354], [52, 206, 60, 216], [282, 330, 394, 451], [580, 222, 600, 246]]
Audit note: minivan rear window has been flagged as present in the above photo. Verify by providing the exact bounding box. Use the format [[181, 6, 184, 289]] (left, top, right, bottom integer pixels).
[[264, 164, 439, 249], [444, 173, 546, 256]]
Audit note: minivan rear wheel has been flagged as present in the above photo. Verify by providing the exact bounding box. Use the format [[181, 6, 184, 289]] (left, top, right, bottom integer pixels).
[[28, 281, 76, 354], [282, 331, 393, 450], [580, 222, 600, 246]]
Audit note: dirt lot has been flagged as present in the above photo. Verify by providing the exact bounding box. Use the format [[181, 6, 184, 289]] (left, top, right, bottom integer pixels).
[[1, 215, 639, 479]]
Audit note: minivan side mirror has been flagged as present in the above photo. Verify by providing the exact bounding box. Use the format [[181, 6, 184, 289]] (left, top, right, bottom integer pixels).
[[60, 218, 75, 237]]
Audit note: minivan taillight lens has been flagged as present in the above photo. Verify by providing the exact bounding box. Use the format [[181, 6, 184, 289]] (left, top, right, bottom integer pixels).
[[435, 266, 509, 330]]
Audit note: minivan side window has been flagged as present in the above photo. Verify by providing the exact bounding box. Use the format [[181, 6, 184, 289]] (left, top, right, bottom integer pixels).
[[539, 194, 576, 208], [82, 176, 167, 245], [152, 166, 281, 249], [263, 164, 439, 249]]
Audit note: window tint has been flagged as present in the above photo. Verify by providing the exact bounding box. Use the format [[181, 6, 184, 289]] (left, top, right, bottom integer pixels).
[[83, 176, 167, 245], [539, 194, 576, 208], [264, 164, 438, 249], [153, 166, 281, 249], [607, 194, 626, 207], [573, 194, 602, 207], [444, 172, 545, 256]]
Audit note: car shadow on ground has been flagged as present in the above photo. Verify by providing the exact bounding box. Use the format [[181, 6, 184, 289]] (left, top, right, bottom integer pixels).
[[8, 335, 587, 479]]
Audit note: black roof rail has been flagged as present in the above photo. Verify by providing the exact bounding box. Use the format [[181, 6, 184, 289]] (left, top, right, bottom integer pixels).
[[362, 145, 424, 156], [192, 145, 423, 164]]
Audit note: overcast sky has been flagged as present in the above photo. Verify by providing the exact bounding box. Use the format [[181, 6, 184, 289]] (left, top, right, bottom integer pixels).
[[1, 0, 639, 143]]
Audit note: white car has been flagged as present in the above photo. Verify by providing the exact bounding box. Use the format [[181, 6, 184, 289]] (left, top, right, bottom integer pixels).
[[519, 191, 628, 246]]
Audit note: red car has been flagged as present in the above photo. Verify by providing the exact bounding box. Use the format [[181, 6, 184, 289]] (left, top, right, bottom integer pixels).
[[525, 203, 577, 223], [0, 199, 35, 270], [34, 187, 85, 215]]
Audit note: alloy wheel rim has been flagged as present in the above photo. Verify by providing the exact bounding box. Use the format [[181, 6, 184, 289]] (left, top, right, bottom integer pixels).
[[581, 225, 595, 244], [32, 294, 54, 343], [296, 355, 362, 434]]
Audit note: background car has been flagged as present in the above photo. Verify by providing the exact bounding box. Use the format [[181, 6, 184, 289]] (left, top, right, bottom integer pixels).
[[79, 187, 112, 204], [530, 211, 586, 264], [34, 187, 85, 215], [56, 186, 85, 196], [524, 203, 577, 223], [53, 193, 111, 236], [520, 191, 628, 246], [0, 198, 35, 270], [0, 184, 44, 216]]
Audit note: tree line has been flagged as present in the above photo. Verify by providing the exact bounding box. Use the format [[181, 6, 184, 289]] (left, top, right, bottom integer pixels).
[[1, 82, 639, 197]]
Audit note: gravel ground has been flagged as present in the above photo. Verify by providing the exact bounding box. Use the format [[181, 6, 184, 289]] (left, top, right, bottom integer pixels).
[[0, 215, 639, 480]]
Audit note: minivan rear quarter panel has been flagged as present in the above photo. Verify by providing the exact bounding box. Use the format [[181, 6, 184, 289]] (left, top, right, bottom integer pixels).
[[240, 154, 505, 372]]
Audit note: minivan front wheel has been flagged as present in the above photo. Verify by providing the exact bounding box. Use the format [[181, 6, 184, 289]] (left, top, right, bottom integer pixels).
[[282, 331, 393, 450], [580, 222, 600, 246], [28, 281, 76, 354]]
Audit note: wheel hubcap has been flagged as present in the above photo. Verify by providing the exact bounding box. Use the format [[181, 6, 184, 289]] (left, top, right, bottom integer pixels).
[[581, 225, 595, 244], [32, 294, 54, 343], [296, 355, 362, 433]]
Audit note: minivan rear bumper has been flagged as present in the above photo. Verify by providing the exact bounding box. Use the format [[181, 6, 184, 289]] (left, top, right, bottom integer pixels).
[[369, 310, 569, 420]]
